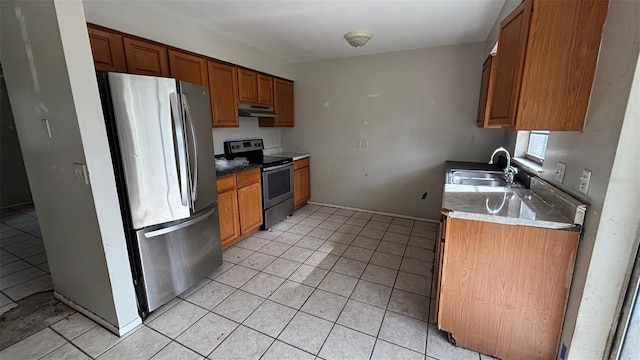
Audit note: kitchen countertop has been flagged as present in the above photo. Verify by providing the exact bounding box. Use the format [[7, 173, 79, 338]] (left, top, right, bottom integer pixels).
[[215, 151, 310, 177], [270, 152, 311, 161], [442, 161, 586, 230], [216, 163, 262, 177]]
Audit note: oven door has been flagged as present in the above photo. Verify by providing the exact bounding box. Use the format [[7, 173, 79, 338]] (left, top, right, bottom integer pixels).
[[262, 163, 294, 208]]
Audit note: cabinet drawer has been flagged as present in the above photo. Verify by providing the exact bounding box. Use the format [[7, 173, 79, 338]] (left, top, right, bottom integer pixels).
[[217, 175, 236, 193], [237, 169, 261, 187], [294, 158, 309, 170]]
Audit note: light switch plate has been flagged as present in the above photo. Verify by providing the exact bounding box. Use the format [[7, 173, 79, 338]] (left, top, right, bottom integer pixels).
[[579, 169, 592, 194], [355, 140, 362, 148], [554, 162, 566, 183], [73, 163, 89, 185], [362, 139, 368, 148]]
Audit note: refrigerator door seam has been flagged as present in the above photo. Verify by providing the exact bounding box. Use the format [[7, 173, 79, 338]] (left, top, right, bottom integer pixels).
[[182, 94, 199, 204], [170, 93, 189, 207]]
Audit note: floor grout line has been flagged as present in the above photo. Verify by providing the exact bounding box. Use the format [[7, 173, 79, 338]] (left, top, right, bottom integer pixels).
[[2, 203, 460, 360], [215, 205, 438, 357]]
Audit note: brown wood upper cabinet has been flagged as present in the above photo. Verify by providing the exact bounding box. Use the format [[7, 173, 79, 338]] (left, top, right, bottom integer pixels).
[[237, 68, 258, 104], [487, 0, 532, 128], [85, 24, 290, 129], [477, 54, 497, 128], [257, 74, 274, 106], [87, 25, 127, 73], [168, 49, 208, 86], [123, 37, 170, 77], [238, 69, 274, 107], [261, 78, 294, 127], [208, 60, 239, 127], [486, 0, 608, 130]]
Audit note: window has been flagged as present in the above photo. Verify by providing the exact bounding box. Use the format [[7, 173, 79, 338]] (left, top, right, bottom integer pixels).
[[525, 131, 549, 164]]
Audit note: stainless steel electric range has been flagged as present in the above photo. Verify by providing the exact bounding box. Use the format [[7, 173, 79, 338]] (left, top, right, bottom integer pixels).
[[223, 139, 294, 229]]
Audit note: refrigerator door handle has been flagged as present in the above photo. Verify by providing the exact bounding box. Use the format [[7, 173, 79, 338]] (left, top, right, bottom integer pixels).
[[182, 94, 199, 204], [144, 206, 216, 238], [170, 93, 189, 206]]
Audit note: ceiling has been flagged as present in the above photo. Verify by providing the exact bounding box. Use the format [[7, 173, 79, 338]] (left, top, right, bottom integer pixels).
[[147, 0, 505, 63]]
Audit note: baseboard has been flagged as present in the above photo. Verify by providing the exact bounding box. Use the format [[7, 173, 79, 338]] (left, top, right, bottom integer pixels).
[[306, 201, 439, 223], [54, 292, 142, 337]]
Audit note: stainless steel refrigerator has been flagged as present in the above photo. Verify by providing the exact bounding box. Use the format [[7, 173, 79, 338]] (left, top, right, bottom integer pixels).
[[97, 72, 222, 316]]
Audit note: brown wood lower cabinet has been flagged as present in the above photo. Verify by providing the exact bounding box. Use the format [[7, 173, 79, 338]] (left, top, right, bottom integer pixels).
[[217, 169, 263, 249], [293, 158, 310, 209], [436, 216, 579, 360], [237, 182, 262, 233], [217, 189, 240, 246]]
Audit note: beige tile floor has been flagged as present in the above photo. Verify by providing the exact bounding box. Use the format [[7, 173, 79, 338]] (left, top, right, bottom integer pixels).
[[0, 204, 491, 360], [0, 205, 52, 315]]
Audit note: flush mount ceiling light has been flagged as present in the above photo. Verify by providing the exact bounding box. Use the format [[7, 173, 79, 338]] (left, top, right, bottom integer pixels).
[[344, 31, 373, 48]]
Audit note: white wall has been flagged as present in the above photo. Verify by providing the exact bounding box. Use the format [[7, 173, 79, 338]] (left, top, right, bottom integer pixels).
[[1, 0, 140, 332], [212, 118, 282, 155], [495, 1, 640, 357], [82, 0, 295, 80], [583, 50, 640, 360], [283, 43, 505, 219]]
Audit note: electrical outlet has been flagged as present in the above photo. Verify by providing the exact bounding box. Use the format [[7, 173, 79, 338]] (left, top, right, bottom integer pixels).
[[554, 162, 566, 183], [578, 169, 592, 194], [355, 139, 362, 148], [362, 139, 368, 148]]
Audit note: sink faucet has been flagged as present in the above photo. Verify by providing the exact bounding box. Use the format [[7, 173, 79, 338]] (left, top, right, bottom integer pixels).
[[489, 147, 518, 185]]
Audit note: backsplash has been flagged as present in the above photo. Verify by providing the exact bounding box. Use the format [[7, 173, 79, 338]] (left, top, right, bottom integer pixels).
[[212, 117, 281, 155]]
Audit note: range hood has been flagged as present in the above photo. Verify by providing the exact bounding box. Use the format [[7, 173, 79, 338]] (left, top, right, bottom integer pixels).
[[238, 104, 277, 118]]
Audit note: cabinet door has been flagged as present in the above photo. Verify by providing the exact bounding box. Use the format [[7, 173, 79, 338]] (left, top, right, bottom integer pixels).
[[516, 0, 608, 131], [293, 166, 310, 209], [439, 218, 579, 359], [218, 190, 240, 249], [257, 74, 274, 106], [208, 61, 239, 127], [237, 68, 258, 104], [274, 78, 294, 127], [168, 49, 207, 86], [88, 26, 127, 73], [123, 37, 170, 77], [237, 182, 263, 234], [477, 54, 497, 127], [487, 0, 532, 128]]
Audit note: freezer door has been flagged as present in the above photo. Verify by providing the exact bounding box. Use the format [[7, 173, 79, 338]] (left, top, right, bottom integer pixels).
[[136, 204, 222, 312], [108, 73, 190, 228], [180, 81, 218, 213]]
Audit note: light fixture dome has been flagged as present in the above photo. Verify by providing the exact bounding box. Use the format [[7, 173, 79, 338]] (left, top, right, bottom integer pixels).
[[344, 31, 373, 48]]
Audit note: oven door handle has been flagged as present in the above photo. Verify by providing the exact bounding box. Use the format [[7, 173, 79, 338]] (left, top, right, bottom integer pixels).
[[263, 163, 293, 172]]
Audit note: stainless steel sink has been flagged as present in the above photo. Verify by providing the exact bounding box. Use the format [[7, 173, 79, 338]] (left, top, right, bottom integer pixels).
[[451, 178, 508, 186], [447, 169, 510, 187]]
